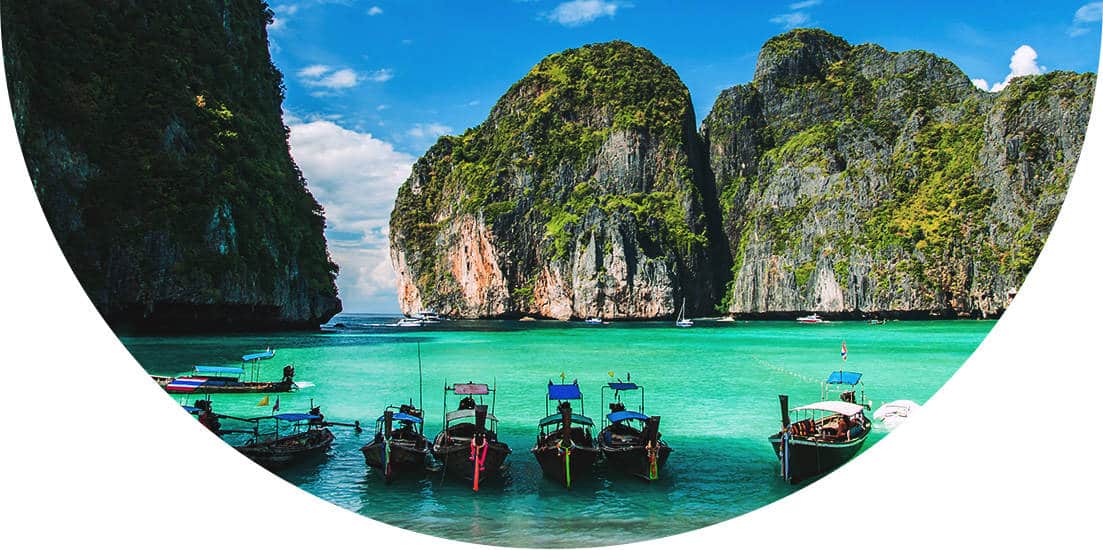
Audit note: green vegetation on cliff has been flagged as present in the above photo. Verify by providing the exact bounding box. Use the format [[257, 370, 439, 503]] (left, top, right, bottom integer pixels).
[[3, 0, 340, 329], [391, 40, 725, 318]]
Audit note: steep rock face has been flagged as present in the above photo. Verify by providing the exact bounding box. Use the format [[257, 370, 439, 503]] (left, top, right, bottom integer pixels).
[[702, 29, 1094, 318], [2, 0, 341, 331], [390, 42, 729, 319]]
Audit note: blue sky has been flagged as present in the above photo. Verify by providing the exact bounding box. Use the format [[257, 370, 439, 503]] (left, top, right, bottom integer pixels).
[[266, 0, 1103, 313]]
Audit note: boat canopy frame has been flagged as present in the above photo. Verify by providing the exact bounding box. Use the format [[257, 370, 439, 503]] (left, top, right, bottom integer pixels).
[[599, 379, 647, 429], [442, 380, 497, 428], [240, 347, 277, 383], [821, 370, 868, 408]]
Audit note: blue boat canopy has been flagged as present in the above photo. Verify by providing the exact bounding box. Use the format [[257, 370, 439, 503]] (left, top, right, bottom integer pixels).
[[548, 383, 582, 400], [242, 349, 276, 362], [182, 405, 200, 413], [608, 382, 639, 391], [194, 365, 245, 376], [607, 410, 649, 423], [272, 413, 319, 422], [826, 371, 863, 385], [539, 413, 594, 427], [377, 412, 422, 423]]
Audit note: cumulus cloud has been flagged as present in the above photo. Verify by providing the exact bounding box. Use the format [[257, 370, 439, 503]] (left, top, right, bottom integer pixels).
[[287, 117, 415, 311], [975, 45, 1044, 93], [788, 0, 822, 9], [367, 6, 383, 16], [545, 0, 624, 27], [1070, 2, 1103, 36]]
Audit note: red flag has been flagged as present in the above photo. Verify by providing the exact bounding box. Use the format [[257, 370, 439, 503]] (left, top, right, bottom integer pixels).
[[272, 396, 280, 412]]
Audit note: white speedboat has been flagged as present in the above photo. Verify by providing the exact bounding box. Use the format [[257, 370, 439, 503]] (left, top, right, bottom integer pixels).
[[395, 318, 424, 327], [584, 317, 606, 325], [873, 400, 920, 430], [796, 313, 827, 324]]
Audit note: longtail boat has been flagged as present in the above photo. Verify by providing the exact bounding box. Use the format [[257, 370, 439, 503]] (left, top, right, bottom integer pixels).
[[768, 371, 873, 483], [532, 380, 600, 488], [361, 403, 430, 482], [431, 381, 511, 491], [156, 348, 299, 394], [597, 377, 672, 481], [186, 400, 345, 471]]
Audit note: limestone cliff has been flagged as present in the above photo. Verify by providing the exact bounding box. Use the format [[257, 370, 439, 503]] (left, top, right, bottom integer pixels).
[[2, 0, 341, 331], [702, 29, 1094, 318], [390, 41, 730, 319]]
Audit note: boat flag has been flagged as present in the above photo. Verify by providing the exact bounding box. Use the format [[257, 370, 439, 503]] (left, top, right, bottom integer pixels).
[[841, 340, 848, 361], [272, 396, 280, 412], [607, 370, 615, 378], [257, 395, 269, 407]]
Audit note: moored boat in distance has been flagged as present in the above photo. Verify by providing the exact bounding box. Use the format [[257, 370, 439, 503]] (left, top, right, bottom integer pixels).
[[675, 298, 693, 328], [361, 403, 431, 482], [584, 317, 607, 325], [796, 313, 828, 324], [597, 377, 672, 481], [431, 382, 512, 491], [532, 380, 600, 488]]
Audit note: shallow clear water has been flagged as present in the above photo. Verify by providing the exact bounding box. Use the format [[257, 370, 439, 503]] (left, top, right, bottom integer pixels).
[[122, 314, 992, 547]]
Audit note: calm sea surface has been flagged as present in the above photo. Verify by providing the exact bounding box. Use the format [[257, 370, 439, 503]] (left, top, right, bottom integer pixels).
[[122, 314, 993, 547]]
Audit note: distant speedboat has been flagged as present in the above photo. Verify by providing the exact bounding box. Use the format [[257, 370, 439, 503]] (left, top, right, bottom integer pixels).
[[796, 313, 827, 324], [395, 318, 424, 327], [675, 298, 693, 328], [584, 317, 606, 325], [413, 310, 445, 323], [873, 400, 919, 430]]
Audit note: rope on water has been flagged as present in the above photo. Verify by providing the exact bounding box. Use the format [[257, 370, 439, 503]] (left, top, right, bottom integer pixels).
[[747, 355, 821, 386]]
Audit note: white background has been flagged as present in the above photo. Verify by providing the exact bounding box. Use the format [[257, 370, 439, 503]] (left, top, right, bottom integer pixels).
[[1, 27, 1100, 550]]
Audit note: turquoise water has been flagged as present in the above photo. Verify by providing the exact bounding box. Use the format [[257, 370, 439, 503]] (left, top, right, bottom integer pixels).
[[123, 314, 993, 547]]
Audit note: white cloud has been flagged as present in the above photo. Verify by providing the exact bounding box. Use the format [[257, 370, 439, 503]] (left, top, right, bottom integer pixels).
[[297, 64, 331, 78], [788, 0, 822, 9], [367, 6, 383, 16], [971, 78, 990, 91], [287, 117, 415, 311], [770, 12, 810, 28], [545, 0, 624, 27], [297, 66, 388, 90], [407, 123, 454, 140], [1070, 2, 1103, 36], [770, 0, 819, 29], [977, 45, 1044, 93], [365, 69, 395, 82]]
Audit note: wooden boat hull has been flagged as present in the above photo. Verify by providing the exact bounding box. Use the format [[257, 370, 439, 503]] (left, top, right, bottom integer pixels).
[[532, 445, 600, 487], [159, 378, 295, 394], [236, 428, 334, 471], [431, 435, 511, 483], [599, 442, 672, 481], [768, 429, 869, 483], [361, 437, 430, 481]]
